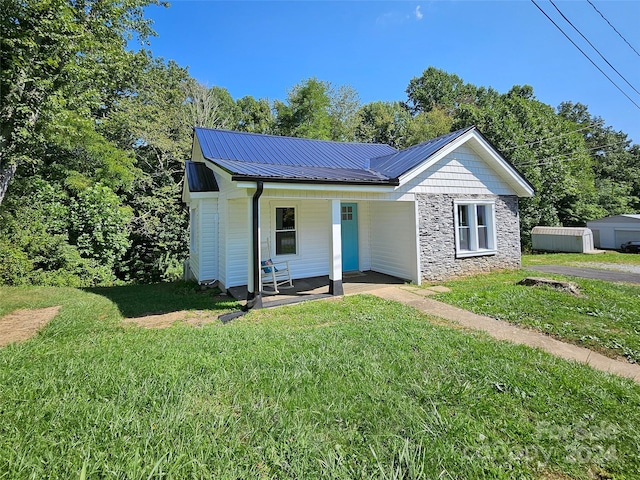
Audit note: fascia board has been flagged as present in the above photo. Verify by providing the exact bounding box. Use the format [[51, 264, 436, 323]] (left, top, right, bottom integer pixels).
[[188, 191, 220, 200], [235, 181, 396, 193]]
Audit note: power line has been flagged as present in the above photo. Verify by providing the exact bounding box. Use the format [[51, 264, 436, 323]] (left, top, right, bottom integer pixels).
[[513, 139, 630, 167], [502, 121, 604, 151], [587, 0, 640, 58], [549, 0, 640, 97], [530, 0, 640, 111]]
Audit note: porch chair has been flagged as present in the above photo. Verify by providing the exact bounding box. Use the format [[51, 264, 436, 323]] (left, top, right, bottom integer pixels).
[[260, 240, 294, 294]]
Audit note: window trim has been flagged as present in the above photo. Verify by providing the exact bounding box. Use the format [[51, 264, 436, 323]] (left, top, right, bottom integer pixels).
[[453, 200, 497, 258], [272, 204, 299, 258]]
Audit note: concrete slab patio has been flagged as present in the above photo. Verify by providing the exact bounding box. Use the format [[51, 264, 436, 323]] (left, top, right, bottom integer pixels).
[[370, 286, 640, 384], [227, 271, 406, 308]]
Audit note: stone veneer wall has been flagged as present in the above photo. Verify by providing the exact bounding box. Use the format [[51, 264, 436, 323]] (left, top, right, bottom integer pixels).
[[417, 194, 521, 281]]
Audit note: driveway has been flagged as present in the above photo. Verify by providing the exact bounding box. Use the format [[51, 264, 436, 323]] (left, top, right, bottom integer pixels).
[[528, 265, 640, 284]]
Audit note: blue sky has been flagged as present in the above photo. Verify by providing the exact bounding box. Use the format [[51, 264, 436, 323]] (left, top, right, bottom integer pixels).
[[142, 1, 640, 143]]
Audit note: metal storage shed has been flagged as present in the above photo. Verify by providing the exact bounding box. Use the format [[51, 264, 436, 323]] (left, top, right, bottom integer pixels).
[[531, 226, 594, 253], [586, 215, 640, 250]]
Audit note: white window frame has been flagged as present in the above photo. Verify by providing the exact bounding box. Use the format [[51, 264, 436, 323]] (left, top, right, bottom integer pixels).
[[453, 200, 497, 258], [272, 204, 299, 257]]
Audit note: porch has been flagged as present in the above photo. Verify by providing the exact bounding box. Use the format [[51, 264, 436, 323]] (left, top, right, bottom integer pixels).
[[228, 270, 406, 308]]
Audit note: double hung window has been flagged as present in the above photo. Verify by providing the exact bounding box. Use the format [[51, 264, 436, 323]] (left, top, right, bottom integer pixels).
[[454, 201, 496, 257], [275, 207, 296, 255]]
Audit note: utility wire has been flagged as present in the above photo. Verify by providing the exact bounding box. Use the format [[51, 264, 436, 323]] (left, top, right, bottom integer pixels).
[[549, 0, 640, 97], [530, 0, 640, 111], [587, 0, 640, 58], [513, 139, 630, 167], [502, 121, 604, 151]]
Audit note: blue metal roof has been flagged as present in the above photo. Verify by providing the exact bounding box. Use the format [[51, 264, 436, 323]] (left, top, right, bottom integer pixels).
[[370, 126, 475, 179], [185, 160, 219, 192], [193, 126, 481, 185], [195, 128, 395, 170]]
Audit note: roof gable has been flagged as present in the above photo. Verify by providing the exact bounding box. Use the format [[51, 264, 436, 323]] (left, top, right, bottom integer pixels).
[[370, 127, 474, 179]]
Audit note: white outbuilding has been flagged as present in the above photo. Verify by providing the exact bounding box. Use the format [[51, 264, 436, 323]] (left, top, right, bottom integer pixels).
[[531, 226, 595, 253], [586, 215, 640, 250]]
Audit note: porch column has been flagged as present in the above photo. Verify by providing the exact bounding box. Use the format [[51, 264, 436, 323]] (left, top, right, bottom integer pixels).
[[328, 199, 344, 295]]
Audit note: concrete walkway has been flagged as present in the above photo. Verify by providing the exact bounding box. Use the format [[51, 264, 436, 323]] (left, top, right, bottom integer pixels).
[[529, 265, 640, 284], [368, 286, 640, 384]]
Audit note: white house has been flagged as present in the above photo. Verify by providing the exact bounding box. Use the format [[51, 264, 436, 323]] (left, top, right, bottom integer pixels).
[[182, 126, 534, 307], [587, 215, 640, 249]]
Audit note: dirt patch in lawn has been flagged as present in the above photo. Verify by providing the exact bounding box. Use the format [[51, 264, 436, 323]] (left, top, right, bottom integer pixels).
[[124, 310, 222, 329], [0, 306, 62, 347]]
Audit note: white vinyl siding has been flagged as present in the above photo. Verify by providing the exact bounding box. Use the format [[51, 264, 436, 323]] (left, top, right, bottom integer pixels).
[[262, 199, 329, 280], [370, 202, 417, 282], [188, 202, 200, 280], [454, 200, 497, 257], [225, 198, 249, 288], [405, 145, 515, 196], [199, 199, 218, 281], [357, 201, 372, 272]]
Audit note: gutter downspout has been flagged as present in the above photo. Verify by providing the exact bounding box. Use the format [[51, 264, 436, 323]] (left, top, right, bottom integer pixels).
[[244, 181, 264, 310]]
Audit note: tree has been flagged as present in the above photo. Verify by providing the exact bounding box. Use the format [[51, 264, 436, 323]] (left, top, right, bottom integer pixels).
[[0, 0, 164, 205], [274, 78, 333, 139], [406, 66, 478, 115], [354, 101, 413, 148], [454, 86, 601, 247], [236, 96, 273, 133], [558, 102, 640, 214], [182, 81, 241, 129]]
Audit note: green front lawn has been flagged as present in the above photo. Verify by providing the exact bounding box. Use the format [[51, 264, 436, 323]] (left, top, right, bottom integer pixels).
[[1, 285, 639, 478], [433, 255, 640, 363], [522, 251, 640, 267]]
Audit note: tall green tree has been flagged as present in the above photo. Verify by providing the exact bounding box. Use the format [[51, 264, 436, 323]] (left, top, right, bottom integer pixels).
[[274, 78, 360, 141], [274, 78, 333, 139], [406, 66, 478, 115], [455, 86, 600, 247], [0, 0, 163, 205], [236, 96, 273, 133], [558, 101, 640, 214]]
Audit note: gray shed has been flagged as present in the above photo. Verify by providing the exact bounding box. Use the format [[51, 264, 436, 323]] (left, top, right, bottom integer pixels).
[[531, 226, 594, 253]]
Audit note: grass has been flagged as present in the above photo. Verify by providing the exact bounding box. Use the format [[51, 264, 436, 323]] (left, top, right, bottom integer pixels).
[[1, 284, 640, 478], [522, 251, 640, 267], [433, 253, 640, 363]]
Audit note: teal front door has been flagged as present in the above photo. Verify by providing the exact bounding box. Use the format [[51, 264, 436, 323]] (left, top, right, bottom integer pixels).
[[341, 203, 359, 272]]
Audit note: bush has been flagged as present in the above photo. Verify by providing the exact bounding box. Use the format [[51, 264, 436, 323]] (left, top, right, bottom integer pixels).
[[0, 239, 33, 286]]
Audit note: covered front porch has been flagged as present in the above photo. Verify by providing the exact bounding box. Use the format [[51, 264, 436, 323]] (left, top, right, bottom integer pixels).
[[229, 270, 406, 308]]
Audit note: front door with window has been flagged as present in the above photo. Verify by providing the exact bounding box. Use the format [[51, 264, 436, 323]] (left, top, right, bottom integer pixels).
[[341, 203, 358, 272]]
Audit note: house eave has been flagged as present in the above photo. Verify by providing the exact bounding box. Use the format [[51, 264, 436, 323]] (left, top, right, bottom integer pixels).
[[233, 175, 399, 189]]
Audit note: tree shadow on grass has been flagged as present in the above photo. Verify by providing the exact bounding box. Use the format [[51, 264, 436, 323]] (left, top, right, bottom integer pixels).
[[85, 282, 239, 318]]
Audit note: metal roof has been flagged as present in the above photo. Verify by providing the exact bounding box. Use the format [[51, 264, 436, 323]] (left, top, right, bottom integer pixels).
[[192, 126, 527, 190], [185, 160, 219, 192], [370, 126, 475, 179], [216, 159, 390, 184], [195, 128, 395, 170], [532, 226, 592, 236]]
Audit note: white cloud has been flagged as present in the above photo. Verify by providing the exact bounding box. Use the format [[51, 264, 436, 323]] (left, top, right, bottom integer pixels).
[[415, 5, 423, 20]]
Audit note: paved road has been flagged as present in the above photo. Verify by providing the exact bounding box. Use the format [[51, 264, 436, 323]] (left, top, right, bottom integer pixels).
[[529, 265, 640, 284]]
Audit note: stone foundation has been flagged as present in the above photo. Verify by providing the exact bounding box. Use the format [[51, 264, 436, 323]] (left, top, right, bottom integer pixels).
[[417, 194, 521, 281]]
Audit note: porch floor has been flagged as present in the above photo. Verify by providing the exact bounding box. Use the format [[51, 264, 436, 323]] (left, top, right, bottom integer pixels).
[[227, 271, 407, 308]]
